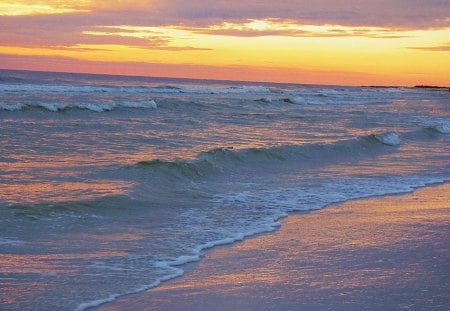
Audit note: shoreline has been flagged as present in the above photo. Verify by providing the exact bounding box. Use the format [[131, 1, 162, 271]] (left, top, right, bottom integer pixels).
[[97, 182, 450, 311]]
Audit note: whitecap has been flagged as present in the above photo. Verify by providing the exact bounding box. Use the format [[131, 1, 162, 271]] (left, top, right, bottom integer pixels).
[[0, 237, 23, 245], [374, 132, 401, 146], [0, 103, 25, 111], [429, 122, 450, 134], [0, 100, 158, 112], [285, 96, 307, 105]]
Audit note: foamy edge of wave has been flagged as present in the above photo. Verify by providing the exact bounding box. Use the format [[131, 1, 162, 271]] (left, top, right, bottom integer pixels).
[[427, 122, 450, 134], [75, 215, 283, 311], [74, 177, 448, 311], [282, 95, 393, 106], [0, 100, 157, 112], [0, 83, 274, 95], [373, 132, 401, 146]]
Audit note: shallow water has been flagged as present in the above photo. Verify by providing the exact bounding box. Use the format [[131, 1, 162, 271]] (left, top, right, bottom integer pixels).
[[0, 69, 449, 310]]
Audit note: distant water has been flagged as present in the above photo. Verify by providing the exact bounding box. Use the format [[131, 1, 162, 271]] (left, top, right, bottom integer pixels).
[[0, 69, 449, 310]]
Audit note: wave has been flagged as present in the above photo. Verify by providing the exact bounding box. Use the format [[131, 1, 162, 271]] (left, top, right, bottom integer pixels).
[[146, 85, 274, 94], [254, 97, 274, 103], [282, 93, 393, 106], [283, 96, 308, 104], [73, 176, 449, 311], [130, 133, 401, 181], [0, 100, 157, 112], [74, 210, 282, 311], [136, 159, 215, 179], [0, 76, 28, 83], [0, 82, 273, 94], [3, 195, 143, 221], [371, 132, 401, 146], [426, 122, 450, 134]]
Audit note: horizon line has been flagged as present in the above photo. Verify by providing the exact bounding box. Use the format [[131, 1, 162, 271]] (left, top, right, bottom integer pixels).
[[3, 67, 439, 89]]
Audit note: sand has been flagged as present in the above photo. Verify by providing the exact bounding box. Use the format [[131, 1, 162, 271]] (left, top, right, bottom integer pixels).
[[98, 183, 450, 311]]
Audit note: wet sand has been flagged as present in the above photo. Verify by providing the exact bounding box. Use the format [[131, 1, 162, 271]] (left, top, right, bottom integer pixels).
[[98, 183, 450, 311]]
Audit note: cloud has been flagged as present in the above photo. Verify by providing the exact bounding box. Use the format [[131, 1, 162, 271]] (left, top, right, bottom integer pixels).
[[0, 14, 207, 51], [2, 1, 449, 28], [0, 0, 450, 58], [184, 20, 412, 38], [43, 46, 110, 52], [159, 0, 450, 29], [0, 1, 89, 16], [83, 26, 211, 50], [408, 42, 450, 52]]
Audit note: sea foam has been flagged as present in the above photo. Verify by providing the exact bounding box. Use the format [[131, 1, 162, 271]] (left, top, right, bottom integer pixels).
[[0, 100, 157, 112], [373, 132, 401, 146], [429, 122, 450, 134]]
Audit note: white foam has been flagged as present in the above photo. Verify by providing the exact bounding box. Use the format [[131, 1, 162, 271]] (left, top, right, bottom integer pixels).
[[217, 176, 447, 216], [0, 103, 25, 111], [179, 85, 273, 95], [255, 97, 273, 103], [75, 293, 122, 311], [163, 254, 200, 266], [75, 265, 185, 311], [121, 100, 157, 109], [0, 100, 157, 112], [287, 96, 307, 104], [74, 175, 447, 311], [38, 102, 69, 112], [317, 89, 340, 96], [76, 259, 185, 311], [0, 237, 23, 245], [285, 94, 377, 105], [74, 209, 282, 311], [80, 103, 113, 112], [374, 132, 400, 146], [431, 122, 450, 134], [282, 88, 400, 106]]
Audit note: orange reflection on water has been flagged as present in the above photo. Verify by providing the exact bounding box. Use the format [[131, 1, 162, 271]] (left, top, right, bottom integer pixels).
[[0, 180, 133, 204], [74, 232, 144, 242], [0, 281, 50, 307], [0, 250, 129, 274]]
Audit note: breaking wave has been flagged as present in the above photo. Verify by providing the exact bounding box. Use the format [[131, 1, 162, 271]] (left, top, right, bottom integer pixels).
[[0, 100, 157, 112], [282, 94, 393, 105], [0, 83, 273, 94], [371, 132, 401, 146], [130, 133, 403, 182], [426, 122, 450, 134]]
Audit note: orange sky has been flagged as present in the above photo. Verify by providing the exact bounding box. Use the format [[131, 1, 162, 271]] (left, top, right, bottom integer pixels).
[[0, 1, 449, 86]]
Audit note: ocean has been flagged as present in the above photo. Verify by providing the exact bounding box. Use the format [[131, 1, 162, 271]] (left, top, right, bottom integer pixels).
[[0, 69, 449, 310]]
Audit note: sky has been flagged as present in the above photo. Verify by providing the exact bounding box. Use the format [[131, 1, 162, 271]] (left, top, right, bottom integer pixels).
[[0, 1, 449, 86]]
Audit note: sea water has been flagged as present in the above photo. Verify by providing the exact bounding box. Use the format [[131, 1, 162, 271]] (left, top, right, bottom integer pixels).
[[0, 69, 449, 310]]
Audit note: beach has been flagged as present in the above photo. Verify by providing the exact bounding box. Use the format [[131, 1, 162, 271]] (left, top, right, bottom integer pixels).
[[1, 70, 448, 310], [1, 2, 449, 309], [98, 183, 450, 311]]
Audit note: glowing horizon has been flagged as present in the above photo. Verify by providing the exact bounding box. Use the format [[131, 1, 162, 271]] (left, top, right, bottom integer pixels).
[[0, 1, 449, 86]]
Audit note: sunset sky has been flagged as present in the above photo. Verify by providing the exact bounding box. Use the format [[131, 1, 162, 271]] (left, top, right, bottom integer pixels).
[[0, 1, 449, 86]]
